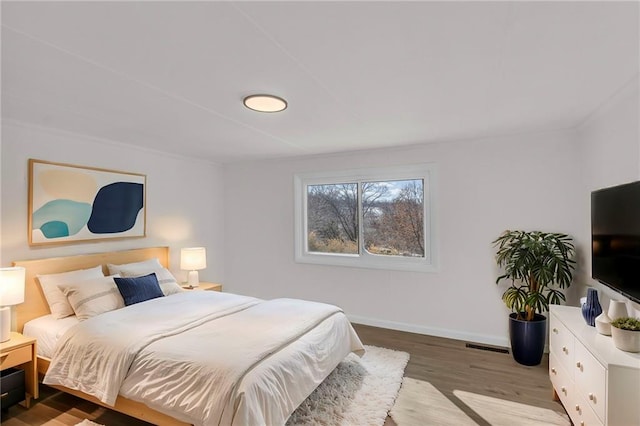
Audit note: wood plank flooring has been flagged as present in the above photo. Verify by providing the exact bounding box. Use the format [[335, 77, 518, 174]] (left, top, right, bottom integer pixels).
[[1, 324, 566, 425], [353, 324, 566, 426]]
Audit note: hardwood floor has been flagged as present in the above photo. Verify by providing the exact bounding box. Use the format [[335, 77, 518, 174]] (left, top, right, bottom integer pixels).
[[353, 324, 566, 426], [1, 324, 565, 425]]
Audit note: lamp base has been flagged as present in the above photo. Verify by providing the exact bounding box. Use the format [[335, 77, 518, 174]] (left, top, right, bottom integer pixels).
[[187, 270, 200, 287], [1, 306, 11, 343]]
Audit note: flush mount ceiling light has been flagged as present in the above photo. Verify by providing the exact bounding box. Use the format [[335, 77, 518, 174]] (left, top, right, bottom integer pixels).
[[243, 94, 288, 113]]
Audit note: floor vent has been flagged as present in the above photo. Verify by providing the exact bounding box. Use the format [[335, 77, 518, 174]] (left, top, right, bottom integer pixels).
[[465, 343, 509, 354]]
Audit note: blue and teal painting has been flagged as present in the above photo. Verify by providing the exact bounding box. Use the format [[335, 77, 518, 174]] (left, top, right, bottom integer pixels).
[[32, 181, 144, 239]]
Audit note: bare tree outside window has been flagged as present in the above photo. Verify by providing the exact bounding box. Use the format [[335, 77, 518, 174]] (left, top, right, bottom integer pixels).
[[363, 179, 424, 257], [307, 179, 424, 258], [307, 183, 358, 254]]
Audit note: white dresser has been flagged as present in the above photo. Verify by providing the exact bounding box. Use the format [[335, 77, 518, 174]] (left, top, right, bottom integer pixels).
[[549, 305, 640, 426]]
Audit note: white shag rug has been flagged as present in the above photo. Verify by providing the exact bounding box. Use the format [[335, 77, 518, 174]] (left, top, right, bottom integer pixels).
[[75, 421, 104, 426], [76, 345, 408, 426], [287, 345, 409, 425]]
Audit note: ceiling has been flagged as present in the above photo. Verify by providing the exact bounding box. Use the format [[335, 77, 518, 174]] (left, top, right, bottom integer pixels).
[[2, 1, 638, 164]]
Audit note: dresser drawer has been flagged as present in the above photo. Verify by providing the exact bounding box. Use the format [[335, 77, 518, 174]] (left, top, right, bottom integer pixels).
[[550, 352, 573, 406], [550, 314, 575, 379], [0, 345, 31, 370], [573, 392, 605, 426], [0, 368, 25, 410], [574, 341, 606, 422]]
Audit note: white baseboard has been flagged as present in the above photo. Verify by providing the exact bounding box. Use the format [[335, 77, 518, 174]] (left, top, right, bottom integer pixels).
[[347, 314, 510, 349]]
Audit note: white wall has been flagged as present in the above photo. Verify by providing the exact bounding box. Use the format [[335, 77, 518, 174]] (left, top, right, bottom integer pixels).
[[575, 78, 640, 316], [0, 121, 225, 284], [223, 130, 582, 347]]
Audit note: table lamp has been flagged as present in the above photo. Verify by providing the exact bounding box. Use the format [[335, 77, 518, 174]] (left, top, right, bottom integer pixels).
[[0, 266, 26, 343], [181, 247, 207, 288]]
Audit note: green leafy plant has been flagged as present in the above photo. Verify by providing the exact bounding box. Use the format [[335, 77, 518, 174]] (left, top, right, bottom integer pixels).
[[611, 317, 640, 331], [493, 230, 576, 321]]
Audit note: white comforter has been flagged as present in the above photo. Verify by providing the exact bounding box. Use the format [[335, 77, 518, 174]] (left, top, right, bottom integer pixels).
[[44, 291, 364, 426]]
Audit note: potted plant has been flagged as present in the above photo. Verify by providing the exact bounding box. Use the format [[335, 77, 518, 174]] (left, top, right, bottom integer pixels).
[[610, 317, 640, 353], [493, 230, 576, 365]]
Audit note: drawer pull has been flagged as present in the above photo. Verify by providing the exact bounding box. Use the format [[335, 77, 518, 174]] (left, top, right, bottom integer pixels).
[[0, 392, 8, 398], [589, 393, 595, 401], [580, 422, 584, 426], [551, 368, 557, 374], [553, 328, 558, 333], [562, 346, 568, 353], [576, 361, 581, 368], [561, 386, 567, 394], [575, 404, 581, 412]]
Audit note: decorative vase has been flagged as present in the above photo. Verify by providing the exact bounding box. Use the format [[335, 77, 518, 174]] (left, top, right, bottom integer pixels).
[[608, 300, 628, 320], [581, 288, 602, 327], [611, 327, 640, 353], [595, 311, 612, 335]]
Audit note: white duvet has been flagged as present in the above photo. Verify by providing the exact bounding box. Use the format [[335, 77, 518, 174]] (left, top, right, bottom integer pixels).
[[44, 291, 364, 426]]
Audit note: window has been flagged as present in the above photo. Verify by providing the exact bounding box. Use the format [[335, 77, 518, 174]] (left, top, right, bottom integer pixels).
[[294, 164, 437, 272]]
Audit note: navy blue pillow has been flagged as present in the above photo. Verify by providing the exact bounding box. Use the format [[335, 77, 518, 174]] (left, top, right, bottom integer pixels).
[[114, 273, 164, 306]]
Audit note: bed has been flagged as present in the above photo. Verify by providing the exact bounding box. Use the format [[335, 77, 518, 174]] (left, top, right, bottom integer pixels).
[[13, 247, 364, 425]]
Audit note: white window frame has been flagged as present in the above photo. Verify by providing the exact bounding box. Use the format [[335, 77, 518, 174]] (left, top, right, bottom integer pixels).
[[294, 164, 438, 272]]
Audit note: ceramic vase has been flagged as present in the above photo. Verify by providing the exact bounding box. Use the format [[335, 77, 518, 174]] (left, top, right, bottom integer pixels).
[[581, 288, 602, 327], [608, 300, 628, 321], [595, 311, 612, 335]]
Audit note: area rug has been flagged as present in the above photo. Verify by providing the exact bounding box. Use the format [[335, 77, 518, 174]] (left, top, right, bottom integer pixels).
[[390, 377, 571, 426], [287, 345, 409, 425], [75, 420, 104, 426], [76, 345, 408, 426]]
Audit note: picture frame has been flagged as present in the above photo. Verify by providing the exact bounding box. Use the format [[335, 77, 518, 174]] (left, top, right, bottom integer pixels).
[[28, 159, 146, 246]]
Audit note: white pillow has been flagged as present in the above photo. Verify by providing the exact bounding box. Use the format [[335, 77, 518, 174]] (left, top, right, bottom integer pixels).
[[107, 258, 162, 276], [58, 275, 124, 321], [119, 266, 184, 296], [36, 265, 104, 319]]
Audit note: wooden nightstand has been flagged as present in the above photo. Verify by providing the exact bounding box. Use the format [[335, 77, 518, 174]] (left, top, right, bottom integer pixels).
[[0, 332, 38, 408], [182, 282, 222, 292]]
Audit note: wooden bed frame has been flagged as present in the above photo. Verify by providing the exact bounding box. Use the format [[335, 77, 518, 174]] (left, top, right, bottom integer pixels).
[[13, 246, 190, 426]]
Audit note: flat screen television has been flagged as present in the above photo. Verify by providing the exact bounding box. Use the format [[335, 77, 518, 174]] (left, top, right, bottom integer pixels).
[[591, 180, 640, 304]]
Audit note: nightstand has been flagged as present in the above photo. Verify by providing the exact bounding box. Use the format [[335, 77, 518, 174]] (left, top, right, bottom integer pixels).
[[0, 332, 38, 408], [182, 282, 222, 292]]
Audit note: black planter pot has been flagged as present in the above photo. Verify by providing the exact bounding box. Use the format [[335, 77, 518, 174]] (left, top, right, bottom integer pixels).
[[509, 312, 547, 366]]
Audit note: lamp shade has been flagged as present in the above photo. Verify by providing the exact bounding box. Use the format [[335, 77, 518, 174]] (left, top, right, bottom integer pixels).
[[0, 267, 26, 306], [181, 247, 207, 271]]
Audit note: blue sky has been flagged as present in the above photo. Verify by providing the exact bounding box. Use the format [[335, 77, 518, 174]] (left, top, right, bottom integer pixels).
[[369, 179, 423, 202]]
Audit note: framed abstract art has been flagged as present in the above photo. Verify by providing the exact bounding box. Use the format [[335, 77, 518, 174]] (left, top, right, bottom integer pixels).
[[28, 159, 146, 246]]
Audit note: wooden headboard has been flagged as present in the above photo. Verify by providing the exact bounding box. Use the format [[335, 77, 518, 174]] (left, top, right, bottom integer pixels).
[[12, 246, 169, 332]]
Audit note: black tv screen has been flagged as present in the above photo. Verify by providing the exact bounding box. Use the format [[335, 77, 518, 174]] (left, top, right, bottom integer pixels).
[[591, 180, 640, 304]]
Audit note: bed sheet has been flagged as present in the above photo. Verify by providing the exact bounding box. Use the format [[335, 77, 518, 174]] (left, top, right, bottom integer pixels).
[[22, 314, 79, 358]]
